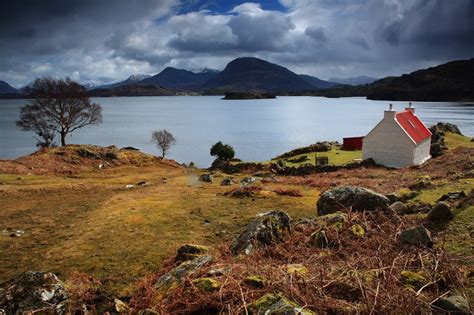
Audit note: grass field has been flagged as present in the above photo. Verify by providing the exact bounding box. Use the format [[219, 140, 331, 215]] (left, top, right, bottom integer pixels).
[[0, 132, 472, 299]]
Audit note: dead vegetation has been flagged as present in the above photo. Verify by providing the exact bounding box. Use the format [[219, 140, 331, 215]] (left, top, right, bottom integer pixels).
[[130, 211, 467, 313], [0, 144, 180, 175]]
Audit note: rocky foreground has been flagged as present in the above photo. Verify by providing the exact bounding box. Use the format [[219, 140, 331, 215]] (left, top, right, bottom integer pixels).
[[0, 126, 472, 314]]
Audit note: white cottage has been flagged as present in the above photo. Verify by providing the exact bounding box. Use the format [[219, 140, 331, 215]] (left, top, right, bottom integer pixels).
[[362, 104, 432, 168]]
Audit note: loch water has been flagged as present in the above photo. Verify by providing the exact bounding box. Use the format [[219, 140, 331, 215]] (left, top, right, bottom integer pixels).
[[1, 96, 473, 167]]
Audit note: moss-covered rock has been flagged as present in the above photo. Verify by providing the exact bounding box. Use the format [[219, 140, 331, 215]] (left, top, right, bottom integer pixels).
[[175, 244, 209, 262], [400, 270, 429, 291], [249, 293, 316, 314], [287, 264, 309, 277], [316, 186, 390, 215], [154, 255, 213, 297], [0, 271, 69, 314], [350, 224, 365, 237], [318, 212, 347, 229], [230, 210, 291, 255], [192, 277, 221, 292], [309, 229, 333, 248], [244, 275, 268, 288]]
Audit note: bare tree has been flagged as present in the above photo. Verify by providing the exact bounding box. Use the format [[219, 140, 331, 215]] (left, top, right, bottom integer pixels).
[[151, 129, 176, 158], [16, 77, 102, 147]]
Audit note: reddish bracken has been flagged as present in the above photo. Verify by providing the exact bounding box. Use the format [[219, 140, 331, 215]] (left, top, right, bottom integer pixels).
[[129, 211, 466, 314]]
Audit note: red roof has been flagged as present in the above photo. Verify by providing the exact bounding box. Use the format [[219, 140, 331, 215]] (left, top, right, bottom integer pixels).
[[395, 110, 432, 144]]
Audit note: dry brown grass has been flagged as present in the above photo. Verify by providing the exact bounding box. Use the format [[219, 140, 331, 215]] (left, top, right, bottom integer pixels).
[[130, 211, 467, 314]]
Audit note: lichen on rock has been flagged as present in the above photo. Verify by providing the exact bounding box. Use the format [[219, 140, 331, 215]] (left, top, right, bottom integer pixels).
[[192, 277, 221, 292], [317, 186, 389, 215], [244, 275, 268, 288], [249, 293, 316, 314], [230, 210, 291, 255], [175, 244, 209, 262], [154, 255, 213, 297]]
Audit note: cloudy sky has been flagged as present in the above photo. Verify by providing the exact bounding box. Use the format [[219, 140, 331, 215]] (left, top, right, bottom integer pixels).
[[1, 0, 473, 87]]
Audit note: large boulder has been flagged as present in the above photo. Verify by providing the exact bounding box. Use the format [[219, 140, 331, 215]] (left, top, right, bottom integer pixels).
[[398, 226, 433, 247], [230, 210, 291, 255], [0, 271, 69, 314], [316, 186, 390, 215]]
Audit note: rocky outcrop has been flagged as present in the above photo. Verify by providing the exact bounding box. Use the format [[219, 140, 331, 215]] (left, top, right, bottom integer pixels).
[[0, 271, 69, 314], [316, 186, 390, 215], [429, 122, 463, 157], [230, 210, 291, 255]]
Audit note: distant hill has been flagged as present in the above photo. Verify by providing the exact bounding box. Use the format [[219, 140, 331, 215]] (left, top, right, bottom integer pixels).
[[97, 74, 152, 89], [329, 75, 378, 86], [316, 58, 474, 101], [299, 74, 340, 89], [366, 58, 474, 101], [0, 81, 18, 94], [140, 67, 219, 90], [88, 84, 176, 97], [202, 57, 324, 93]]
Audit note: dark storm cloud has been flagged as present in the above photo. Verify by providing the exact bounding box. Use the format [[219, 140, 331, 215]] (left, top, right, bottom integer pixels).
[[1, 0, 473, 86]]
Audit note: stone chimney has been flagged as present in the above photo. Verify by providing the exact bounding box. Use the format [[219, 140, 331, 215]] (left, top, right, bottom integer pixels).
[[405, 102, 415, 113], [384, 103, 396, 120]]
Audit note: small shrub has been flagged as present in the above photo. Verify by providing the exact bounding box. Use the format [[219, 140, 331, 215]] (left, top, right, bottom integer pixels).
[[210, 141, 235, 160]]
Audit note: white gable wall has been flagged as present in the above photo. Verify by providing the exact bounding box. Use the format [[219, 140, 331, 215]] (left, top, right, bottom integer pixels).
[[413, 137, 431, 165], [362, 114, 415, 168]]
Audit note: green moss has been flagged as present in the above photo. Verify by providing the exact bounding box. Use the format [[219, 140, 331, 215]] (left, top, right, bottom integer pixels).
[[192, 277, 221, 292], [400, 270, 429, 291], [250, 293, 316, 315], [318, 212, 347, 229], [350, 224, 365, 237], [244, 275, 268, 288], [286, 264, 309, 277]]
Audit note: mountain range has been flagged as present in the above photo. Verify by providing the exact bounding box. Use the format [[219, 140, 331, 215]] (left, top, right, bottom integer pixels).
[[1, 57, 473, 101], [315, 58, 474, 101], [329, 75, 378, 86], [0, 81, 18, 94], [202, 57, 338, 93]]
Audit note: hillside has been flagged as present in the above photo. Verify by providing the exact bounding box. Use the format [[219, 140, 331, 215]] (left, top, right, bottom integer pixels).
[[299, 74, 339, 89], [367, 58, 474, 101], [329, 75, 378, 86], [140, 67, 219, 90], [97, 74, 152, 89], [88, 84, 176, 97], [317, 58, 474, 101], [0, 80, 18, 94], [0, 132, 472, 313], [203, 57, 320, 93]]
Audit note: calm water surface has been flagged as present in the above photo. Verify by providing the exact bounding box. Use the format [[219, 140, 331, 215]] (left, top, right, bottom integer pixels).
[[1, 96, 473, 167]]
